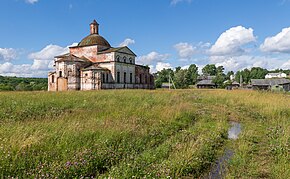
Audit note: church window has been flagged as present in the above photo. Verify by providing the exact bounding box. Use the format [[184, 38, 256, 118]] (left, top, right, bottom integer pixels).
[[139, 74, 142, 84], [129, 58, 132, 64], [123, 56, 127, 63], [117, 72, 120, 83], [124, 72, 127, 83], [116, 56, 120, 62], [51, 75, 55, 83], [59, 71, 62, 77], [130, 73, 133, 83], [102, 73, 105, 83]]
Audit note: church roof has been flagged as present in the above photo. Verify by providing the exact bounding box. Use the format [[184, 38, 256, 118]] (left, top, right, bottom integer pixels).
[[98, 46, 137, 56], [81, 64, 109, 71], [55, 54, 91, 63], [78, 34, 111, 48]]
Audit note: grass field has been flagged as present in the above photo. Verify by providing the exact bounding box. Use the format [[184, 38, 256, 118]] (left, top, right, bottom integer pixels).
[[0, 89, 289, 178]]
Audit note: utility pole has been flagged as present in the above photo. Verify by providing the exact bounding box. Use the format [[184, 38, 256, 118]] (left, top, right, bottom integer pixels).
[[240, 74, 243, 88], [168, 75, 176, 90]]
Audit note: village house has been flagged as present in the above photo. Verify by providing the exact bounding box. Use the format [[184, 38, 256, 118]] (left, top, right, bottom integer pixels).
[[251, 79, 290, 91], [265, 72, 287, 79], [48, 20, 154, 91], [196, 76, 217, 89]]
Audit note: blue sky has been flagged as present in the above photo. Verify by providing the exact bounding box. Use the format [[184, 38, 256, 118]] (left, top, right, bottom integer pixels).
[[1, 0, 290, 77]]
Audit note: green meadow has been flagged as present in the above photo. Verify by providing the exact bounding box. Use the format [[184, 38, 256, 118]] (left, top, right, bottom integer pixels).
[[0, 90, 289, 178]]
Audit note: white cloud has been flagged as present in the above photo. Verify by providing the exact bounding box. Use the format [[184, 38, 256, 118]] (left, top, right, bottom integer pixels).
[[0, 43, 77, 77], [137, 51, 170, 65], [281, 60, 290, 69], [171, 0, 192, 5], [119, 38, 135, 47], [25, 0, 38, 4], [156, 62, 173, 71], [0, 62, 48, 77], [260, 27, 290, 53], [0, 48, 18, 61], [209, 55, 288, 72], [174, 42, 196, 59], [28, 44, 72, 61], [209, 26, 256, 56]]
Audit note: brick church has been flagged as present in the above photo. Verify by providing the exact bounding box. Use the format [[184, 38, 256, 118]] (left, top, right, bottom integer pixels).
[[48, 20, 154, 91]]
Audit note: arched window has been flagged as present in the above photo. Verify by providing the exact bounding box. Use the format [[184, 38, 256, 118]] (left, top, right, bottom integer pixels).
[[102, 73, 105, 83], [129, 58, 132, 64], [130, 73, 133, 83], [51, 75, 55, 83], [116, 56, 120, 62], [106, 73, 109, 82], [139, 74, 142, 84], [124, 72, 127, 83], [117, 72, 120, 83], [123, 56, 127, 63]]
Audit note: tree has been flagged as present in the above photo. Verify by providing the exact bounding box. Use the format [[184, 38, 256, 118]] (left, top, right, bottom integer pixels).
[[186, 64, 199, 85], [213, 74, 225, 88], [216, 66, 225, 75], [154, 68, 174, 88], [202, 64, 217, 76], [249, 67, 268, 79], [175, 66, 181, 73], [226, 71, 234, 80], [174, 69, 189, 89], [213, 66, 226, 88]]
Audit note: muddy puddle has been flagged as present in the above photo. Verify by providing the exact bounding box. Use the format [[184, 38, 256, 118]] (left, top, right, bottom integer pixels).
[[205, 122, 242, 179]]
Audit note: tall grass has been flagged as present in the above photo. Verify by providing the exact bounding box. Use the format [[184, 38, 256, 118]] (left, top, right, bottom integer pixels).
[[0, 89, 288, 178], [197, 90, 290, 178]]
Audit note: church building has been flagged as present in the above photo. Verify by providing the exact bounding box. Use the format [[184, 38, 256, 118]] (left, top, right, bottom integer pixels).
[[48, 20, 154, 91]]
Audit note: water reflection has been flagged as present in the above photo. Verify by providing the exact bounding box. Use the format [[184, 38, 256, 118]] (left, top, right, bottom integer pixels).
[[205, 122, 242, 179], [228, 122, 242, 140]]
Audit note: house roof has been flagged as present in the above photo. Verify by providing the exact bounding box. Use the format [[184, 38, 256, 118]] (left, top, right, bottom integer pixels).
[[251, 79, 290, 86], [197, 79, 216, 86], [232, 81, 240, 85], [197, 75, 216, 80]]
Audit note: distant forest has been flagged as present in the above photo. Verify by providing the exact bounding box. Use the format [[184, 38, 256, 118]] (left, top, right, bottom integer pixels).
[[0, 76, 47, 91]]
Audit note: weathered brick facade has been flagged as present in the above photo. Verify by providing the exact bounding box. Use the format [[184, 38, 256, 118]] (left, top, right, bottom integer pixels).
[[48, 20, 154, 91]]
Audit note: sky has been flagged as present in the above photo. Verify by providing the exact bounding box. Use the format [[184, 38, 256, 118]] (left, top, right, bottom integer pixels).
[[1, 0, 290, 77]]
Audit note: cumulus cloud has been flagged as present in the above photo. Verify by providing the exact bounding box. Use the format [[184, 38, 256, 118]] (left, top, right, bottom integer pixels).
[[209, 26, 256, 56], [281, 60, 290, 69], [0, 43, 77, 77], [260, 27, 290, 53], [209, 55, 287, 72], [137, 51, 170, 65], [119, 38, 135, 47], [156, 62, 173, 71], [174, 42, 196, 59], [28, 44, 72, 61], [25, 0, 38, 4], [0, 48, 18, 61], [0, 62, 48, 77], [171, 0, 192, 5]]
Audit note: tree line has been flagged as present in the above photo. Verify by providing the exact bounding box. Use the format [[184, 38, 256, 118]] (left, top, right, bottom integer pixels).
[[0, 76, 48, 91], [154, 64, 290, 89]]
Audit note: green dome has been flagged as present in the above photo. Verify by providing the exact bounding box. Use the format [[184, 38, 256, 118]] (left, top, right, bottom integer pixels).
[[78, 34, 111, 48]]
